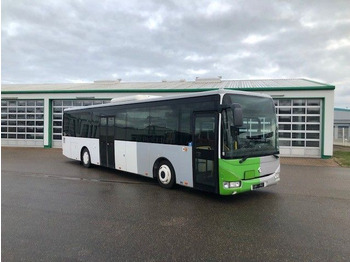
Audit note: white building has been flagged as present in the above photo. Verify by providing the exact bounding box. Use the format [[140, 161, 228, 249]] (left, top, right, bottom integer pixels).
[[1, 78, 335, 158]]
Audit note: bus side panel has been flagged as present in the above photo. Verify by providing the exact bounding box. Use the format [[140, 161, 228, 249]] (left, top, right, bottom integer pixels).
[[125, 141, 138, 174], [143, 143, 193, 187], [62, 136, 100, 165], [114, 140, 126, 171], [114, 141, 193, 187], [135, 142, 149, 177], [62, 136, 71, 159], [115, 140, 139, 174]]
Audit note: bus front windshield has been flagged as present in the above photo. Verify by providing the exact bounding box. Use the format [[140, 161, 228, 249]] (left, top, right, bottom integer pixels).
[[222, 94, 279, 159]]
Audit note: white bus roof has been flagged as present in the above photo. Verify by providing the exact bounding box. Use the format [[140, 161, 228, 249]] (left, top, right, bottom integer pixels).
[[64, 89, 272, 112]]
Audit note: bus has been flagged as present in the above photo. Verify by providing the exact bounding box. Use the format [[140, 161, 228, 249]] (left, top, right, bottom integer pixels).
[[62, 90, 280, 195]]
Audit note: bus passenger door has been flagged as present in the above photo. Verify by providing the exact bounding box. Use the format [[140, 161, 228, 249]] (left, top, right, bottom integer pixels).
[[193, 112, 218, 193], [100, 116, 115, 168]]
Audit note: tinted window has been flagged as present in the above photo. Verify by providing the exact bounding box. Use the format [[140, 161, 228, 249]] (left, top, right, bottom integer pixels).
[[149, 105, 178, 144], [63, 113, 76, 136], [126, 107, 150, 142], [115, 111, 127, 140], [77, 113, 91, 137], [62, 94, 219, 145], [91, 113, 100, 138], [179, 107, 192, 145]]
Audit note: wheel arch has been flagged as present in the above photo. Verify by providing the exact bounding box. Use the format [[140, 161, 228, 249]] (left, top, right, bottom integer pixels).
[[80, 146, 89, 162], [152, 157, 174, 179]]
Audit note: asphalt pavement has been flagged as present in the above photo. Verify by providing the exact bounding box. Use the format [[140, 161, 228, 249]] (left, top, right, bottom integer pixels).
[[2, 147, 350, 261]]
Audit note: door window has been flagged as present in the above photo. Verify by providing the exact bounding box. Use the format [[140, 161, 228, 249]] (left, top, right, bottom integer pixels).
[[193, 113, 218, 193]]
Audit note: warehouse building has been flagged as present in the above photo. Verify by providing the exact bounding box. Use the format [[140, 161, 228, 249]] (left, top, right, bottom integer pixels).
[[1, 78, 335, 158], [333, 107, 350, 146]]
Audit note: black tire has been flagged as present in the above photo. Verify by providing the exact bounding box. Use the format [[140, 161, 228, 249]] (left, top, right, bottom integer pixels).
[[81, 148, 91, 168], [156, 160, 176, 189]]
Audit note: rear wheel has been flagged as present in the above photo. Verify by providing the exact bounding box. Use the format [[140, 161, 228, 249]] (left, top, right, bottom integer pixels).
[[156, 160, 176, 189], [81, 148, 91, 168]]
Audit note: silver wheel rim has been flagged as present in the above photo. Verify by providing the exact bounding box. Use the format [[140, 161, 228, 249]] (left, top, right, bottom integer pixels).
[[158, 165, 172, 185], [83, 151, 90, 165]]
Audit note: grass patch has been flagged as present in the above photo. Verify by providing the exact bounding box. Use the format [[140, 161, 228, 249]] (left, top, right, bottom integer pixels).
[[333, 151, 350, 167]]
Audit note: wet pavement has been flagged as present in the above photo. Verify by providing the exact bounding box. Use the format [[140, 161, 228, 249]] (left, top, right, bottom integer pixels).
[[2, 147, 350, 261]]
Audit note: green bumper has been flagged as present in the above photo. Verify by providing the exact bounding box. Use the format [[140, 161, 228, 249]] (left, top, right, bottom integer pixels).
[[218, 158, 280, 195]]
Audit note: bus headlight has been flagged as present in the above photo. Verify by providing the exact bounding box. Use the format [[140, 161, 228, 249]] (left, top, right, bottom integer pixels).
[[223, 181, 241, 189]]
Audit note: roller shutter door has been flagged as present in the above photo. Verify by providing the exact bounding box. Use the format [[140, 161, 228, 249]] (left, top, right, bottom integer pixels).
[[274, 99, 322, 157], [1, 99, 44, 147]]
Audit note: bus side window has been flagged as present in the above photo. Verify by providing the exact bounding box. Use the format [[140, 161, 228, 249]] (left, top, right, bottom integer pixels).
[[150, 105, 178, 145], [126, 107, 150, 142], [63, 113, 72, 136], [178, 109, 191, 145], [115, 111, 127, 140], [91, 113, 100, 138]]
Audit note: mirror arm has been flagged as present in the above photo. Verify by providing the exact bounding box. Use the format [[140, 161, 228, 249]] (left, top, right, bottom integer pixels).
[[218, 105, 229, 112]]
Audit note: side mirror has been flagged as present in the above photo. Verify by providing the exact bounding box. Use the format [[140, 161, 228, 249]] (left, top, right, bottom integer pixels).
[[219, 103, 243, 127], [231, 104, 243, 127]]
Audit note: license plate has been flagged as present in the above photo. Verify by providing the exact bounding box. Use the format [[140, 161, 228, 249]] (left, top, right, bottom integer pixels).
[[252, 183, 265, 190]]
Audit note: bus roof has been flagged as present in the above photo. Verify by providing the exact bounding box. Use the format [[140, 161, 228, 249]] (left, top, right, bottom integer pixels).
[[64, 89, 272, 112]]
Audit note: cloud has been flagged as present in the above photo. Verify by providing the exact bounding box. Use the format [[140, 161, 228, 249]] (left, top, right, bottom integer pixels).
[[2, 0, 350, 107], [2, 22, 20, 37], [144, 13, 164, 30], [200, 1, 233, 17], [184, 54, 213, 62], [186, 69, 209, 75], [326, 38, 350, 50], [242, 34, 269, 45]]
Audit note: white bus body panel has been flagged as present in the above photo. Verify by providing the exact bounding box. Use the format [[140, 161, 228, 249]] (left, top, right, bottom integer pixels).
[[114, 141, 193, 187], [115, 140, 127, 171], [63, 137, 193, 187], [144, 142, 193, 187], [62, 137, 100, 165], [115, 141, 138, 174]]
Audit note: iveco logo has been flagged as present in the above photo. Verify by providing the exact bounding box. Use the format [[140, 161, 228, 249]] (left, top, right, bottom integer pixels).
[[258, 167, 262, 173]]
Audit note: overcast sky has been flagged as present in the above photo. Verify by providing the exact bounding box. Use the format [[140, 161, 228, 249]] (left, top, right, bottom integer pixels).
[[2, 0, 350, 107]]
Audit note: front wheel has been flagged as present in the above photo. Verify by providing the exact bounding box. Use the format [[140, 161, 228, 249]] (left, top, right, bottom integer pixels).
[[156, 160, 176, 189], [81, 148, 91, 168]]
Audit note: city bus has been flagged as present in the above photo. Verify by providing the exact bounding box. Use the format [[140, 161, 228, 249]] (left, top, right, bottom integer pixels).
[[62, 90, 280, 195]]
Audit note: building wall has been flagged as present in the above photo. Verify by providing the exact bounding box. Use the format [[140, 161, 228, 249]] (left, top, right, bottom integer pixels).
[[1, 89, 334, 158], [264, 89, 334, 157]]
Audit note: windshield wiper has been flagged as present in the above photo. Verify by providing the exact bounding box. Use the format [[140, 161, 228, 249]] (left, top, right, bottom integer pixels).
[[240, 152, 279, 163], [273, 153, 279, 159], [246, 134, 263, 140], [246, 132, 273, 140], [239, 155, 249, 164]]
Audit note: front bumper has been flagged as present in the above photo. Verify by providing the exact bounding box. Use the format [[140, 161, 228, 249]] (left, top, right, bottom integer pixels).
[[219, 166, 280, 195]]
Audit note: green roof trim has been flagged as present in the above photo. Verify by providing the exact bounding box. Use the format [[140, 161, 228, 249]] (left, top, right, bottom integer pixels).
[[334, 107, 350, 112], [1, 88, 217, 94], [226, 86, 335, 91]]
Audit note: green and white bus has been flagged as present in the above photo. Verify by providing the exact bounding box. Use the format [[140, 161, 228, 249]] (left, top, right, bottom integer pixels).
[[62, 90, 280, 195]]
